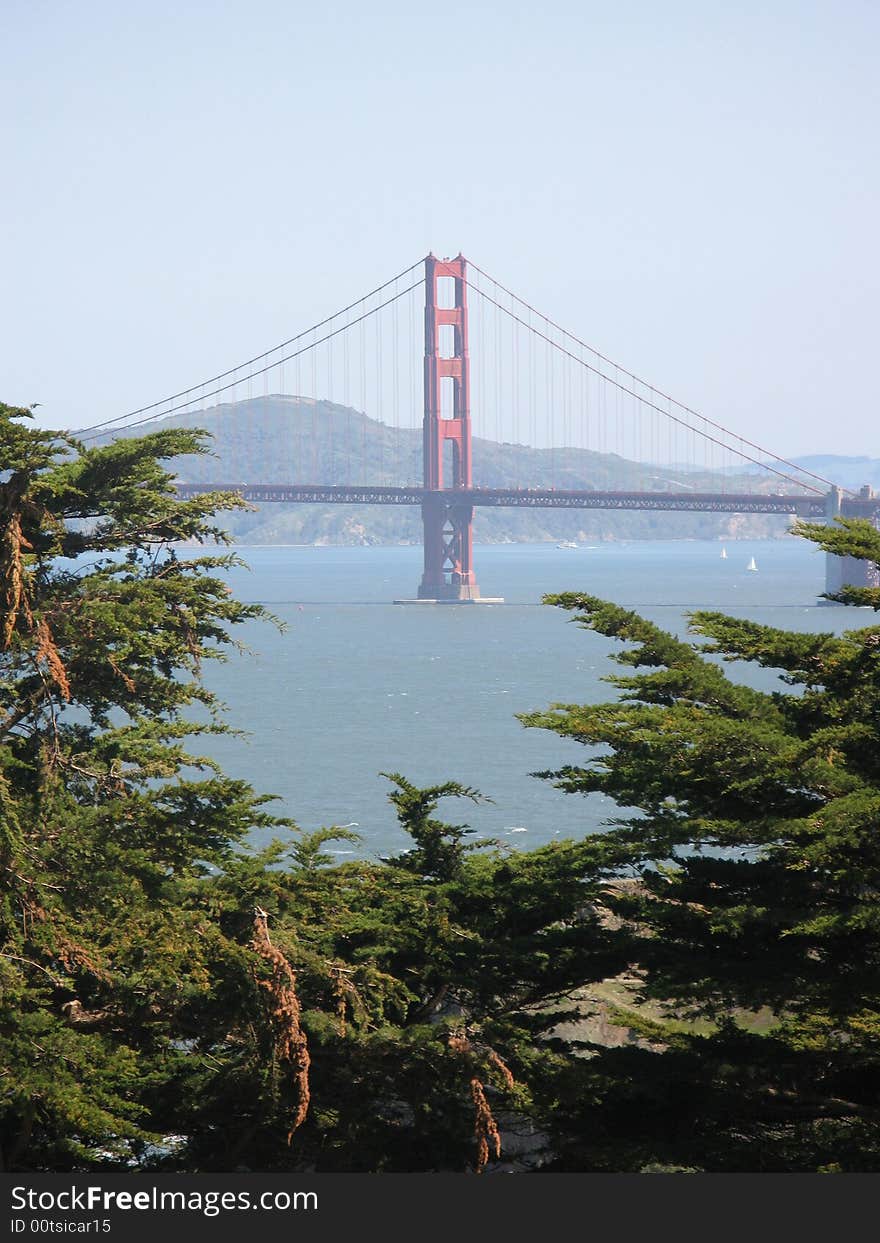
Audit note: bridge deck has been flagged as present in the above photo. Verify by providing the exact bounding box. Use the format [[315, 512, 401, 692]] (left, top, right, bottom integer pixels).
[[170, 482, 880, 519]]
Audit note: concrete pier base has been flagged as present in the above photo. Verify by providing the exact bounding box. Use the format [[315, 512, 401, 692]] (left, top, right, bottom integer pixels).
[[819, 483, 879, 602], [393, 597, 504, 605], [823, 552, 879, 598]]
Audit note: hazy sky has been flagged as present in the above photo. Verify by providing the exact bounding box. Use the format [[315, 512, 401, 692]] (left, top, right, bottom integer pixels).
[[3, 0, 877, 458]]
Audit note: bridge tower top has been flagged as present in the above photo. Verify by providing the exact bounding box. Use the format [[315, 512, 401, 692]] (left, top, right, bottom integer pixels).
[[422, 253, 472, 490]]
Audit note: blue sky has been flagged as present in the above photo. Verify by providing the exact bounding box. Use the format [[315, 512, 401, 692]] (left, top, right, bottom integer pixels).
[[2, 0, 877, 458]]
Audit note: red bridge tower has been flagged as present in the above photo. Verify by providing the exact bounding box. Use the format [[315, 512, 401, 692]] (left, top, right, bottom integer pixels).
[[417, 254, 483, 601]]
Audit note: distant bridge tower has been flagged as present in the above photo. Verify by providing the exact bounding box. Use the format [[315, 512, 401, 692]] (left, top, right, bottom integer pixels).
[[417, 254, 484, 602], [825, 484, 880, 596]]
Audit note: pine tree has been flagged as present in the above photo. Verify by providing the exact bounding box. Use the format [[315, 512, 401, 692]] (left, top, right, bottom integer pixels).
[[14, 393, 876, 1173], [0, 403, 286, 1169], [519, 518, 880, 1171], [0, 403, 628, 1173], [174, 773, 632, 1172]]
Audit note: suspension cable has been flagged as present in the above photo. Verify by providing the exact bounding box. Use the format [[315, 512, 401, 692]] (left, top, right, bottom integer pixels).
[[77, 258, 426, 436], [469, 260, 845, 494], [469, 282, 826, 496], [79, 276, 425, 443]]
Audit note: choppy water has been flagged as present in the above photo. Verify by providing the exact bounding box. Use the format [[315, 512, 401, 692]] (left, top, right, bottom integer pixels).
[[198, 538, 859, 859]]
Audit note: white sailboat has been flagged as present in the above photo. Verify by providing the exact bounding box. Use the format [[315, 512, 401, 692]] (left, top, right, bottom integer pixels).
[[746, 556, 758, 572], [720, 546, 728, 559]]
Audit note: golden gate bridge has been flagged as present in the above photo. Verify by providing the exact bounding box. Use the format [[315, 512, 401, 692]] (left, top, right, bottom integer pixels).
[[78, 254, 879, 601]]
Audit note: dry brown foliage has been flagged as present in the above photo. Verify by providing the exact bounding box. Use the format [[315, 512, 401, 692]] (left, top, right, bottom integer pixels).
[[55, 937, 111, 982], [1, 507, 33, 648], [487, 1047, 515, 1090], [470, 1076, 502, 1174], [35, 618, 71, 702], [1, 478, 71, 703], [448, 1028, 515, 1173], [252, 908, 311, 1142]]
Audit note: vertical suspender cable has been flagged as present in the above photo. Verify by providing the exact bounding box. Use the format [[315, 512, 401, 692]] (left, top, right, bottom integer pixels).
[[409, 282, 417, 483], [327, 331, 334, 484], [494, 278, 501, 482], [547, 321, 554, 488], [343, 312, 350, 486], [360, 315, 367, 480], [393, 278, 400, 485], [511, 291, 518, 490], [310, 328, 318, 482], [376, 309, 383, 484]]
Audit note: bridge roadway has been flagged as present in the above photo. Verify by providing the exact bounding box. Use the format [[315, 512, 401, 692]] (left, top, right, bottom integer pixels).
[[173, 483, 880, 520]]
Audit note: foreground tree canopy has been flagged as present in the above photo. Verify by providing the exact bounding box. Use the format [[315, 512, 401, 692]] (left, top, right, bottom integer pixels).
[[519, 516, 880, 1171], [1, 400, 879, 1172]]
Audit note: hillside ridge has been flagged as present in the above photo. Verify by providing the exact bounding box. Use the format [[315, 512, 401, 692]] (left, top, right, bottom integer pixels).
[[86, 395, 866, 545]]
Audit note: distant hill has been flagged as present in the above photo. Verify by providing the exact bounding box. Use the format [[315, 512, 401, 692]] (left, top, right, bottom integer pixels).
[[720, 453, 879, 493], [789, 455, 880, 492], [85, 395, 814, 545]]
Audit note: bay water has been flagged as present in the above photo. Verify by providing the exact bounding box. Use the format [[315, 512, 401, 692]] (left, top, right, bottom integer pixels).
[[200, 538, 859, 860]]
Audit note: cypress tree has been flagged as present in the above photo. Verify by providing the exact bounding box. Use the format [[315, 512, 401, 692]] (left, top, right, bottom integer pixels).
[[0, 403, 283, 1169], [519, 519, 880, 1170], [0, 403, 628, 1172]]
